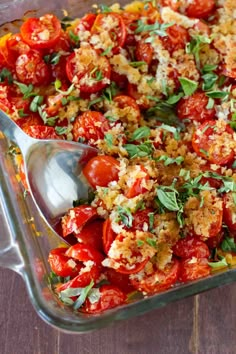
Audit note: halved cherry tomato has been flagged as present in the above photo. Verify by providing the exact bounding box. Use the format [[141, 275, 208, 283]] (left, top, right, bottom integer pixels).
[[125, 166, 149, 199], [162, 25, 189, 54], [77, 13, 97, 31], [177, 92, 216, 122], [15, 50, 51, 86], [113, 94, 141, 122], [83, 155, 120, 189], [48, 247, 81, 277], [72, 111, 110, 145], [75, 219, 104, 252], [110, 69, 128, 89], [130, 258, 180, 294], [16, 114, 43, 130], [185, 0, 215, 19], [178, 257, 211, 283], [192, 120, 235, 165], [135, 40, 153, 66], [173, 235, 210, 259], [6, 33, 30, 63], [61, 205, 98, 237], [91, 13, 126, 54], [82, 285, 126, 313], [106, 232, 154, 274], [122, 11, 140, 46], [23, 125, 61, 139], [127, 83, 150, 109], [132, 208, 154, 232], [223, 192, 236, 233], [20, 14, 61, 49], [57, 265, 101, 292], [102, 218, 117, 255], [105, 267, 135, 293], [66, 46, 111, 93], [65, 243, 104, 265]]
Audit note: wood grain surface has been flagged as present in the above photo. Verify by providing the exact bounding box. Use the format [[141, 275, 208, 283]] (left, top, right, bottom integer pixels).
[[0, 268, 236, 354]]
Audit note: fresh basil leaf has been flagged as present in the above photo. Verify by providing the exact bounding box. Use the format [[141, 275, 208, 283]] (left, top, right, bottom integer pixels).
[[14, 81, 36, 99], [130, 126, 151, 141], [156, 188, 180, 211], [0, 68, 13, 84], [124, 142, 153, 159], [146, 237, 157, 248], [129, 61, 147, 67], [208, 257, 228, 268], [117, 206, 133, 228], [165, 92, 184, 104], [206, 91, 229, 99], [202, 72, 218, 91], [29, 95, 43, 112], [104, 133, 114, 148], [155, 155, 184, 166], [73, 280, 95, 310], [221, 237, 236, 253], [202, 64, 218, 73], [179, 77, 198, 96]]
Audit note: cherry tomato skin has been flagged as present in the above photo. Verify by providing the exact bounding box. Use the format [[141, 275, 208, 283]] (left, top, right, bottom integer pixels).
[[113, 94, 141, 122], [75, 219, 104, 252], [61, 205, 98, 237], [16, 114, 44, 130], [65, 243, 105, 265], [66, 48, 111, 93], [177, 92, 216, 122], [105, 268, 135, 293], [72, 111, 110, 145], [178, 258, 211, 283], [20, 14, 61, 49], [48, 247, 81, 277], [82, 285, 126, 314], [135, 40, 153, 66], [15, 50, 51, 86], [57, 265, 101, 292], [115, 258, 149, 275], [77, 13, 97, 31], [223, 193, 236, 233], [125, 166, 149, 199], [91, 13, 127, 54], [172, 235, 210, 259], [83, 155, 120, 189], [186, 0, 215, 19], [6, 33, 30, 63], [132, 208, 154, 232], [23, 125, 61, 139], [192, 120, 235, 165], [130, 258, 180, 294], [162, 25, 189, 54], [102, 218, 117, 255]]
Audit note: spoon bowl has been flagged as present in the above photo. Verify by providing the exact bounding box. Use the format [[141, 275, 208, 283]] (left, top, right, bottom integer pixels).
[[0, 110, 97, 234]]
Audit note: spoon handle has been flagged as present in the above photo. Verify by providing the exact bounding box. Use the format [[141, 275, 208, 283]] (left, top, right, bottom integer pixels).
[[0, 110, 33, 155]]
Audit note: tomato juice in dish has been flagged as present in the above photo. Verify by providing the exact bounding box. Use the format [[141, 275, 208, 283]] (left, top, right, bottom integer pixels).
[[1, 0, 236, 314]]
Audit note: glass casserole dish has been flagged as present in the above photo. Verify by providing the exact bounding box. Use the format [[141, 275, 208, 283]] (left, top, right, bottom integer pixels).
[[1, 0, 236, 333]]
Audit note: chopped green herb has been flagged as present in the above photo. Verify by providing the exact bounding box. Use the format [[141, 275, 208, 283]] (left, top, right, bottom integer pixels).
[[73, 280, 95, 310], [206, 97, 215, 109], [165, 92, 184, 105], [30, 95, 43, 112], [156, 187, 180, 212], [98, 4, 112, 13], [101, 46, 113, 56], [202, 72, 218, 91], [199, 148, 209, 157], [130, 126, 151, 141], [159, 123, 181, 140], [206, 91, 229, 99], [117, 206, 133, 228], [69, 30, 80, 45], [186, 35, 212, 68], [155, 155, 184, 166], [18, 109, 28, 117], [61, 97, 68, 106], [179, 168, 191, 181], [232, 161, 236, 169], [202, 64, 218, 73], [137, 239, 144, 247], [14, 81, 36, 99], [0, 68, 13, 84], [146, 237, 157, 248], [123, 141, 153, 159], [104, 133, 114, 148], [55, 126, 68, 135], [148, 212, 154, 231], [208, 257, 228, 269], [221, 237, 236, 253], [130, 61, 147, 67], [179, 77, 198, 96]]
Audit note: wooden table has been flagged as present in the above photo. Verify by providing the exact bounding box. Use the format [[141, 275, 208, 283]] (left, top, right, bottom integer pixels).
[[0, 268, 235, 354]]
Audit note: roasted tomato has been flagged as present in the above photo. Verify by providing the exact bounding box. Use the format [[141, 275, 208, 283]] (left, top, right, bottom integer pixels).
[[223, 192, 236, 233], [65, 243, 104, 265], [61, 205, 98, 237], [113, 94, 141, 123], [179, 257, 211, 283], [72, 111, 110, 145], [192, 120, 235, 165], [66, 46, 111, 93], [163, 0, 215, 19], [20, 14, 61, 49], [6, 33, 30, 63], [105, 267, 135, 293], [177, 92, 216, 122], [75, 219, 104, 252], [135, 40, 153, 66], [82, 285, 126, 313], [125, 166, 149, 198], [173, 235, 210, 259], [48, 247, 81, 277], [162, 25, 189, 54], [104, 232, 156, 274], [15, 50, 51, 86], [22, 125, 61, 139], [131, 208, 155, 232], [91, 13, 126, 54], [130, 258, 180, 294], [102, 218, 117, 255], [83, 155, 120, 188]]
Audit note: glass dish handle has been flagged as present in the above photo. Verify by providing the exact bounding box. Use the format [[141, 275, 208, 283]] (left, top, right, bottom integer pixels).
[[0, 134, 24, 272]]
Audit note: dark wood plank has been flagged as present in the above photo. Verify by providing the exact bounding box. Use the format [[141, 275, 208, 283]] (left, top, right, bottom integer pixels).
[[0, 269, 59, 354], [198, 283, 236, 354]]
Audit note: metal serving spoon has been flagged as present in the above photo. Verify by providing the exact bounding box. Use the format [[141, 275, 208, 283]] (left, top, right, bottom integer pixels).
[[0, 110, 97, 234]]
